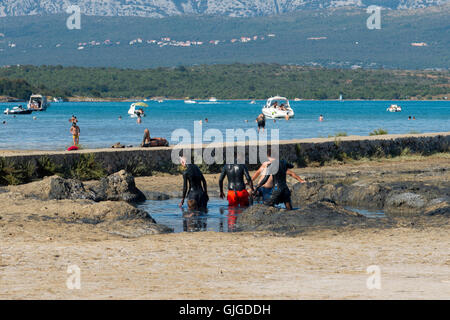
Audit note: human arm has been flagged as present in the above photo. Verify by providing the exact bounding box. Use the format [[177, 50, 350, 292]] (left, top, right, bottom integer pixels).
[[179, 173, 188, 207], [219, 166, 226, 199], [287, 169, 306, 183], [244, 166, 253, 191]]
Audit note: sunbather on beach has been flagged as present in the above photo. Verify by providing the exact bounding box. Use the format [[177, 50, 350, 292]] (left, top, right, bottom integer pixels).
[[179, 156, 209, 211], [141, 128, 168, 147]]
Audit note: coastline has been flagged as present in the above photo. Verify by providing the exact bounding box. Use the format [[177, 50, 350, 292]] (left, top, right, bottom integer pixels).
[[0, 132, 449, 156], [1, 97, 449, 103]]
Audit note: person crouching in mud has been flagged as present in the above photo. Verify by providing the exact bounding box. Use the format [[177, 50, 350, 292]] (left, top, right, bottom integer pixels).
[[178, 156, 209, 212], [219, 157, 254, 207], [254, 154, 306, 210]]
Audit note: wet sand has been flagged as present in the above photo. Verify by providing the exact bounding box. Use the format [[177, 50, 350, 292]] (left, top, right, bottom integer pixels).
[[0, 157, 449, 299]]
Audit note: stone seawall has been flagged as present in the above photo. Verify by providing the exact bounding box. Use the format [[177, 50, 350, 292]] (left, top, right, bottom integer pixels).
[[1, 132, 449, 179]]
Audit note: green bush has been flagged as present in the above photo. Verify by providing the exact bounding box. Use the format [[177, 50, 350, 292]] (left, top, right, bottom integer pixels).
[[369, 128, 389, 136], [69, 154, 106, 180]]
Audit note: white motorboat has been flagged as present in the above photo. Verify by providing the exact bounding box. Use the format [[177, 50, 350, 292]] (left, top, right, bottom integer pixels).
[[128, 102, 147, 117], [4, 105, 33, 115], [387, 104, 402, 112], [27, 94, 50, 111], [250, 100, 256, 104], [262, 96, 294, 119], [184, 99, 197, 104], [209, 97, 218, 102]]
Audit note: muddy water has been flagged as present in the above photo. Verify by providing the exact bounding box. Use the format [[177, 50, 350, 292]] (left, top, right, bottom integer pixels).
[[138, 197, 386, 233]]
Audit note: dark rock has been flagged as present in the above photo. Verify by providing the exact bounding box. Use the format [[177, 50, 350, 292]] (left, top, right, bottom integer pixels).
[[385, 192, 426, 211], [143, 191, 170, 200], [44, 175, 96, 200], [237, 202, 367, 234], [90, 170, 146, 203]]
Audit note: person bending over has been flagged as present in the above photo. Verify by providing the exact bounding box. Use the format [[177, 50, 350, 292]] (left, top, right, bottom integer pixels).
[[254, 157, 305, 210], [179, 156, 209, 211], [219, 162, 254, 207]]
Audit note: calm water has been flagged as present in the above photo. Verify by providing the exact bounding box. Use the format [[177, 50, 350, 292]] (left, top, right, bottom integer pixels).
[[0, 100, 449, 150], [139, 198, 387, 233], [138, 198, 246, 233]]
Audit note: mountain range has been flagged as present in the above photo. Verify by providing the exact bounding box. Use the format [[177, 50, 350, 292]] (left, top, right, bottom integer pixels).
[[0, 0, 449, 18]]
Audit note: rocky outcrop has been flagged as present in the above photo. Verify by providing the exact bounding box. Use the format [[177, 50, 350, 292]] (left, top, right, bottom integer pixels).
[[27, 170, 146, 203], [90, 170, 146, 202], [237, 201, 370, 234], [32, 175, 97, 201], [292, 180, 450, 216]]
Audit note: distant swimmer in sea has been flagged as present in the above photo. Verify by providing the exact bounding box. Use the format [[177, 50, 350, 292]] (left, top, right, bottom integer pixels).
[[118, 116, 122, 120], [2, 121, 6, 125], [70, 122, 80, 146], [319, 115, 324, 122], [219, 158, 254, 208], [33, 116, 37, 120], [141, 128, 168, 147], [408, 116, 412, 120], [256, 113, 265, 133], [205, 118, 208, 123], [69, 115, 78, 124], [254, 150, 306, 210], [179, 156, 209, 211], [413, 116, 416, 120], [137, 114, 142, 124]]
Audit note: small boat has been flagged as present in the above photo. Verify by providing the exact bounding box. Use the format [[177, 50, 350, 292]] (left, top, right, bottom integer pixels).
[[157, 99, 164, 103], [339, 94, 343, 101], [4, 105, 33, 115], [262, 96, 295, 119], [28, 94, 50, 111], [250, 100, 256, 104], [209, 97, 218, 102], [53, 97, 64, 103], [294, 98, 302, 101], [387, 104, 402, 112], [184, 99, 197, 104], [128, 102, 148, 117]]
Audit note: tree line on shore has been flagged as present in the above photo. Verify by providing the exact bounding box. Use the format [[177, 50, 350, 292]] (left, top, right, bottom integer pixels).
[[0, 64, 448, 100]]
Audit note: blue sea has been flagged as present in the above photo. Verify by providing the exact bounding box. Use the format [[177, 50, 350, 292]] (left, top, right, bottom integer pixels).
[[0, 100, 449, 150]]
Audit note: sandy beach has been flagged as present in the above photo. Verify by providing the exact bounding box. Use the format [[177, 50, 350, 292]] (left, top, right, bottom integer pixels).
[[0, 155, 449, 299]]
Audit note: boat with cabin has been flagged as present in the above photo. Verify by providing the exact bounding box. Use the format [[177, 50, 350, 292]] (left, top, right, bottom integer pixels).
[[262, 96, 295, 119], [28, 94, 50, 111]]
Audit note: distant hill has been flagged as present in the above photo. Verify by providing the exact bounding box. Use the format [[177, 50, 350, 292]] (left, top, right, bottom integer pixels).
[[0, 0, 448, 18], [0, 5, 448, 69]]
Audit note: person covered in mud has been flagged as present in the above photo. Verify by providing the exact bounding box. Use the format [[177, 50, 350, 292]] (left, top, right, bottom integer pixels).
[[219, 157, 254, 208], [254, 151, 306, 210], [179, 156, 209, 211]]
